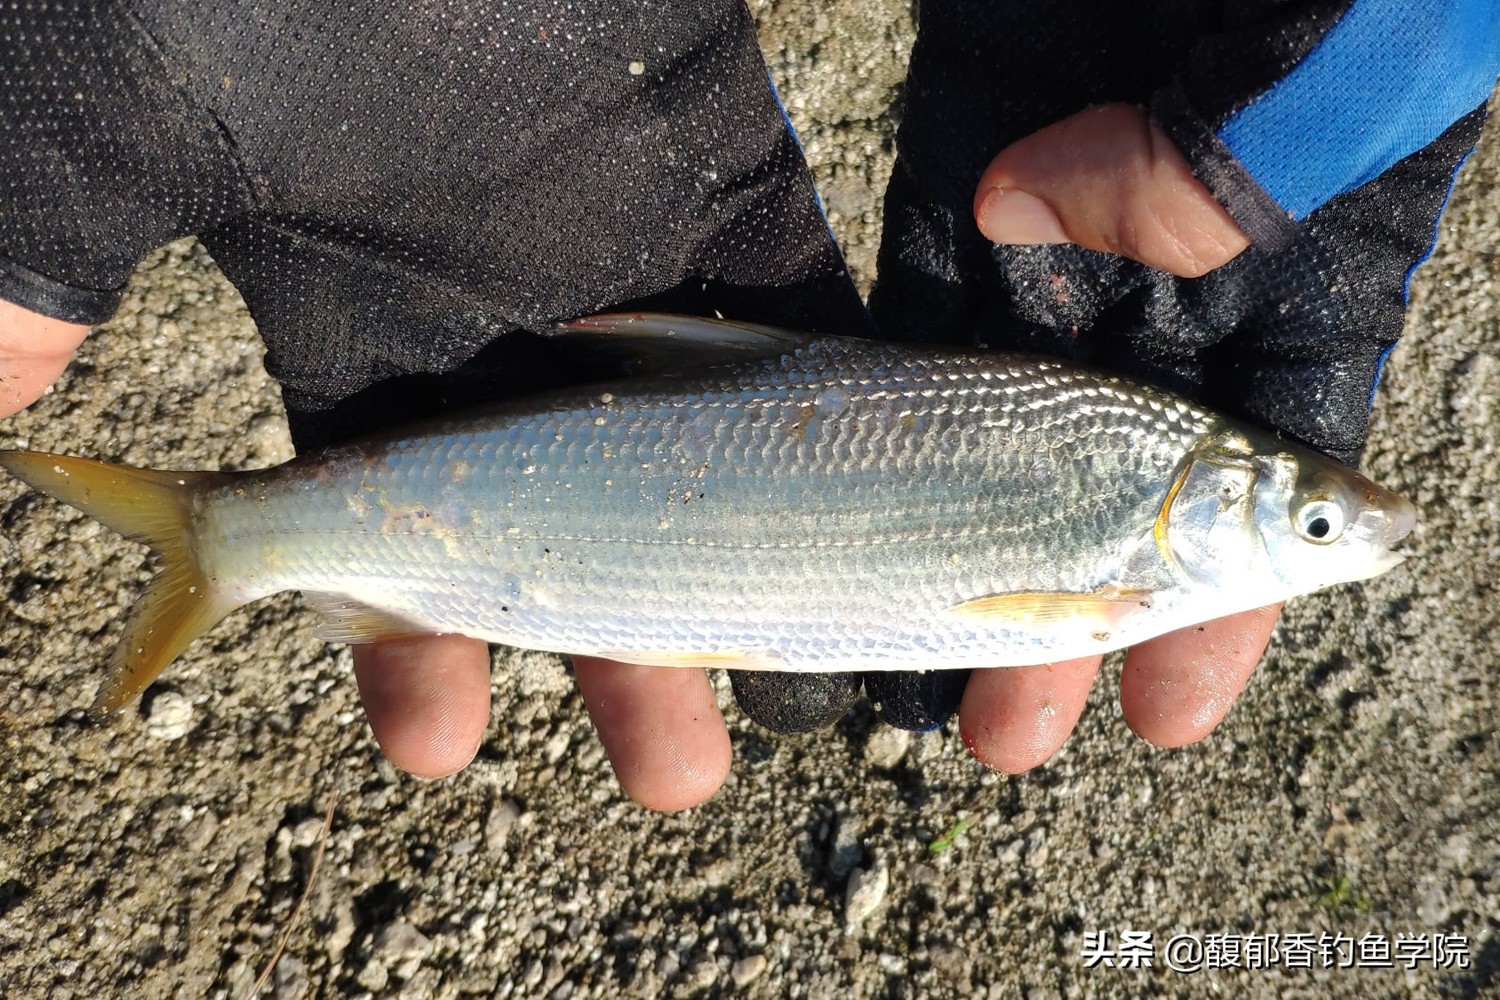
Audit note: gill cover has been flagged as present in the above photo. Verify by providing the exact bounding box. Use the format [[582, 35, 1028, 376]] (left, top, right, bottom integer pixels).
[[1159, 431, 1288, 586]]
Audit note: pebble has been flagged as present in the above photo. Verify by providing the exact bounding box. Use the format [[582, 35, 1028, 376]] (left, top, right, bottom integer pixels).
[[911, 730, 944, 764], [828, 813, 863, 878], [372, 920, 434, 979], [685, 957, 720, 990], [544, 729, 571, 764], [486, 798, 524, 853], [355, 959, 389, 993], [143, 691, 195, 740], [184, 810, 219, 851], [843, 861, 889, 931], [325, 902, 357, 964], [731, 954, 767, 986], [272, 955, 309, 1000], [863, 725, 911, 768], [289, 816, 327, 849], [700, 857, 740, 888]]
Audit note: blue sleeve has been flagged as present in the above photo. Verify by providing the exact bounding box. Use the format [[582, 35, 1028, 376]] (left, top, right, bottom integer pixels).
[[1151, 0, 1499, 248], [1217, 0, 1500, 221]]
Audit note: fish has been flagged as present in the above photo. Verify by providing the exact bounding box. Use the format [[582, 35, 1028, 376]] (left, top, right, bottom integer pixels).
[[0, 313, 1416, 717]]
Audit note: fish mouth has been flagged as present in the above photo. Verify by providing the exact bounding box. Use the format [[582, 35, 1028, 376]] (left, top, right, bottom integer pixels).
[[1360, 490, 1417, 575], [1377, 491, 1418, 548], [1368, 547, 1408, 575]]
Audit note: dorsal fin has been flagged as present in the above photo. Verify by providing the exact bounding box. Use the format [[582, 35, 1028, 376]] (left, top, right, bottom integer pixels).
[[549, 312, 813, 376]]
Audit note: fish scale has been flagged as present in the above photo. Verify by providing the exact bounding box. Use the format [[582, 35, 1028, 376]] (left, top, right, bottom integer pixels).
[[0, 314, 1415, 712], [193, 342, 1211, 666]]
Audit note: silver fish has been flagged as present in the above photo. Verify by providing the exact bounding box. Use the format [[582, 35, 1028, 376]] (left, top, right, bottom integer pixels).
[[0, 314, 1415, 715]]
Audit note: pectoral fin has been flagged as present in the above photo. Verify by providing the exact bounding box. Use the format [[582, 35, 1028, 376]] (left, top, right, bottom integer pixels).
[[947, 586, 1155, 640]]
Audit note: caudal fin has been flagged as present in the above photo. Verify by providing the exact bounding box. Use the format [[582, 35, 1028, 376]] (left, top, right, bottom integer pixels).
[[0, 451, 238, 716]]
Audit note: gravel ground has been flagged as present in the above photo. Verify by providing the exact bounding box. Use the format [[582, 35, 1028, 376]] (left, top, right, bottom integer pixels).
[[2, 7, 1497, 999]]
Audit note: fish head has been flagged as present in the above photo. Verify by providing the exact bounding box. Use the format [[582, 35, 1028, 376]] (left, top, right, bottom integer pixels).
[[1253, 448, 1416, 592], [1161, 430, 1415, 600]]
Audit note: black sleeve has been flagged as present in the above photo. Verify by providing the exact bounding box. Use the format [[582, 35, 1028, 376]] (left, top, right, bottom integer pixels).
[[0, 1, 253, 322], [1, 1, 868, 448]]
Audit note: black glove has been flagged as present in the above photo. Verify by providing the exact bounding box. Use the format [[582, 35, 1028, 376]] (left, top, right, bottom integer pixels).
[[873, 0, 1496, 465]]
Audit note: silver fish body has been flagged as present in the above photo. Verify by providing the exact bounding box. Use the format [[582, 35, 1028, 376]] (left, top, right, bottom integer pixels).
[[0, 315, 1415, 711]]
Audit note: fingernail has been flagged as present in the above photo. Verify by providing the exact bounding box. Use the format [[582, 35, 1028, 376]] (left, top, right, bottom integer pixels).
[[976, 188, 1070, 245]]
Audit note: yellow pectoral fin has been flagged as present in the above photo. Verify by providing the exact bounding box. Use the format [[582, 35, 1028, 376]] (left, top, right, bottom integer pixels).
[[947, 586, 1155, 639]]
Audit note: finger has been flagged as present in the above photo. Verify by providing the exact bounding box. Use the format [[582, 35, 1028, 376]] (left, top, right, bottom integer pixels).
[[959, 656, 1102, 774], [864, 669, 970, 732], [973, 103, 1250, 278], [573, 657, 731, 812], [1120, 604, 1283, 748], [727, 669, 861, 733], [0, 299, 91, 417], [352, 634, 493, 778]]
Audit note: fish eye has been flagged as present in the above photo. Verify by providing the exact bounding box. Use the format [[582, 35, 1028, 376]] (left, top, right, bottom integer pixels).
[[1294, 497, 1346, 544]]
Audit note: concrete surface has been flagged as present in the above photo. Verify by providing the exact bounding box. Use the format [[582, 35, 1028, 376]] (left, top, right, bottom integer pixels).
[[1, 6, 1497, 999]]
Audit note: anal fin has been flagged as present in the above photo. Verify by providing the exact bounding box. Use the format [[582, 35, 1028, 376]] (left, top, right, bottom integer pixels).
[[303, 593, 428, 644]]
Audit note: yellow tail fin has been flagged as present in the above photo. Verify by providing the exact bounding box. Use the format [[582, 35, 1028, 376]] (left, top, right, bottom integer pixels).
[[0, 451, 237, 716]]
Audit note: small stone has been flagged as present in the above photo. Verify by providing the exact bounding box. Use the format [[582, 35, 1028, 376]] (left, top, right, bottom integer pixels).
[[356, 959, 389, 992], [289, 816, 326, 849], [863, 725, 911, 768], [700, 857, 739, 888], [843, 861, 889, 931], [372, 920, 433, 979], [731, 954, 767, 986], [485, 798, 524, 853], [222, 959, 258, 998], [1025, 826, 1049, 866], [685, 957, 719, 990], [543, 729, 571, 763], [272, 955, 309, 1000], [909, 863, 940, 887], [911, 730, 944, 764], [184, 810, 219, 851], [143, 691, 195, 740], [325, 902, 357, 964], [828, 813, 863, 879]]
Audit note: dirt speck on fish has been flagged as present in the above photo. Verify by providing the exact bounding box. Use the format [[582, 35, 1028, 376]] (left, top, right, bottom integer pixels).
[[0, 314, 1415, 715]]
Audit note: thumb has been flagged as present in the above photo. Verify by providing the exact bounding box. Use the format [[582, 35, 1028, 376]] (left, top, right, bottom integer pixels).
[[0, 300, 91, 418], [973, 103, 1250, 279]]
